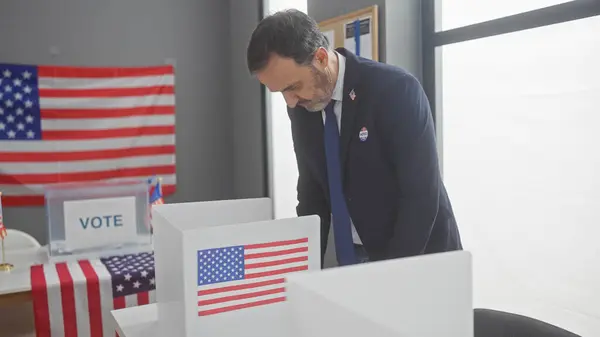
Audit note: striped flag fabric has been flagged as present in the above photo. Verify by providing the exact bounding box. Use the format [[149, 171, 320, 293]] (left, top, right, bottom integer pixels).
[[0, 63, 176, 206], [30, 251, 156, 337], [196, 237, 309, 317]]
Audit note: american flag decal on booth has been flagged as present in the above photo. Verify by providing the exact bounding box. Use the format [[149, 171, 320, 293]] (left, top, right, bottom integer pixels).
[[0, 63, 176, 206], [196, 237, 309, 316]]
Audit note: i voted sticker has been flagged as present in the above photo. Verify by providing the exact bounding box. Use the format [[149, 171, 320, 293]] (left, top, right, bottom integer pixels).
[[359, 127, 368, 142]]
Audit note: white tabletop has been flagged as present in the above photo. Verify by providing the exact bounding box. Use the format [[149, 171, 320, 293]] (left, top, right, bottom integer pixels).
[[111, 303, 159, 337], [0, 246, 48, 296]]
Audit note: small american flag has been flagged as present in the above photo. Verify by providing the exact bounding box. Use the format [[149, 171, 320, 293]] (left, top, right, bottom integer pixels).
[[30, 252, 155, 337], [0, 63, 176, 207], [147, 177, 164, 232], [149, 177, 164, 206], [196, 237, 308, 317]]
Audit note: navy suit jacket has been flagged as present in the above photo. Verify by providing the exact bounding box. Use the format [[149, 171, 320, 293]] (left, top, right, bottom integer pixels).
[[288, 48, 462, 264]]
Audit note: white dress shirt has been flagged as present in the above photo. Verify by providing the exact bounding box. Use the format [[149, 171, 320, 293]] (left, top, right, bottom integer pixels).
[[321, 51, 363, 245]]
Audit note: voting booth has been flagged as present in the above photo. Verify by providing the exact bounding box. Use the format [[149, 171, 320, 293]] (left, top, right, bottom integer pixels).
[[286, 251, 474, 337], [151, 198, 321, 337], [45, 179, 152, 263]]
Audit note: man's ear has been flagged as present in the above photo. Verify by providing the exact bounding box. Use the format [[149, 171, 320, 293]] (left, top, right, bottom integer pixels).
[[313, 47, 329, 69]]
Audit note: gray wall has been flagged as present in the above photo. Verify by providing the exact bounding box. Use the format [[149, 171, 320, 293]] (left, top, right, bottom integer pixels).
[[230, 0, 267, 198], [385, 0, 422, 81], [0, 0, 265, 244], [308, 0, 423, 267]]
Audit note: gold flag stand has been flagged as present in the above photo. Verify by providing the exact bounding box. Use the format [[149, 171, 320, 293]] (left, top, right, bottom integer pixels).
[[0, 190, 11, 272], [0, 238, 13, 272]]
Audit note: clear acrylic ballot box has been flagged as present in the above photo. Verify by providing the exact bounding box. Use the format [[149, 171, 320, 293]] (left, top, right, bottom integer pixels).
[[45, 179, 152, 263]]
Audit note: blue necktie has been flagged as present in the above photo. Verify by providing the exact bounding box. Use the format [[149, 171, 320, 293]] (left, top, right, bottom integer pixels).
[[323, 101, 357, 266]]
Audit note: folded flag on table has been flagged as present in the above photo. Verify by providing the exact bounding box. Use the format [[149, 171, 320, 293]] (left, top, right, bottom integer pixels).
[[0, 63, 177, 207], [0, 191, 6, 239], [30, 251, 156, 337]]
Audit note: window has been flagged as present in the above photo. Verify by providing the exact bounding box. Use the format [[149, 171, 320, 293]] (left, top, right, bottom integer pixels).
[[263, 0, 308, 219], [439, 0, 574, 31], [440, 16, 600, 335]]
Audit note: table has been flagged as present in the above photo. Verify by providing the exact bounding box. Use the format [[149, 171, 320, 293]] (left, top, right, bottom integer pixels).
[[0, 246, 48, 306], [111, 303, 159, 337]]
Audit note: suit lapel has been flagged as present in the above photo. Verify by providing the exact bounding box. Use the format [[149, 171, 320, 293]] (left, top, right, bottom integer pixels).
[[337, 48, 361, 183]]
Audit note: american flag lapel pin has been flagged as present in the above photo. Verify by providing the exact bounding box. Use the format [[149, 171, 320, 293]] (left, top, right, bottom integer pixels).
[[349, 89, 356, 101]]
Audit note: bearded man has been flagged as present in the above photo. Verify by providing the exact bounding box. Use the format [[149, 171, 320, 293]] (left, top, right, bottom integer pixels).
[[246, 9, 462, 267]]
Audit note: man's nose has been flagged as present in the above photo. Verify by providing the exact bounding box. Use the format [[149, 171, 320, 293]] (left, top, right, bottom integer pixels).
[[282, 92, 298, 108]]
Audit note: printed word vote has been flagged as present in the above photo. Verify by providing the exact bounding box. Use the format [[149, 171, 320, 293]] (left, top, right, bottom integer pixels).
[[79, 215, 124, 229]]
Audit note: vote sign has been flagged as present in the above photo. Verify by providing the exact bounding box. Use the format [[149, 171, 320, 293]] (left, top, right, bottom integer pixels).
[[63, 196, 138, 251]]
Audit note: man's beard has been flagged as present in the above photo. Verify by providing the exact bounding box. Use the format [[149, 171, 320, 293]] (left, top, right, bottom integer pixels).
[[301, 67, 333, 112]]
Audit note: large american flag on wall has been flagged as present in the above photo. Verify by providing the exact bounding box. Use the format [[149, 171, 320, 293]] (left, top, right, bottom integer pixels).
[[30, 252, 156, 337], [0, 63, 176, 206]]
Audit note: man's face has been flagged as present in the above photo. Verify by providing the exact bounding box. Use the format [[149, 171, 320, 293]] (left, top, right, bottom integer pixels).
[[256, 51, 332, 112]]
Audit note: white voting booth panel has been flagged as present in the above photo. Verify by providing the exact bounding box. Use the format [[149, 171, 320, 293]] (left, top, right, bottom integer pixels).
[[151, 198, 320, 337], [151, 198, 272, 337], [286, 251, 474, 337], [152, 197, 273, 231], [111, 303, 158, 337]]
